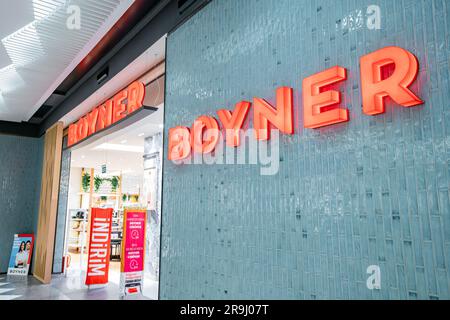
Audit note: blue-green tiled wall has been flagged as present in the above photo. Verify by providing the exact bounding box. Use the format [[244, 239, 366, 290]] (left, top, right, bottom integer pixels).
[[0, 134, 43, 273], [161, 0, 450, 299]]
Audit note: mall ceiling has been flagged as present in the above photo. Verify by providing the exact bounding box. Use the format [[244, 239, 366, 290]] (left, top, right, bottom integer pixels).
[[0, 0, 135, 122], [0, 0, 162, 125], [0, 0, 208, 137]]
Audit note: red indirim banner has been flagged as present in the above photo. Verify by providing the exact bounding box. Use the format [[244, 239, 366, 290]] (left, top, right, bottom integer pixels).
[[85, 208, 113, 286]]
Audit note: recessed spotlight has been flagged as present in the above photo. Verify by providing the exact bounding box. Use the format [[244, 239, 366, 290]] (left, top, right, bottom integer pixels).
[[121, 140, 127, 144], [138, 133, 145, 137]]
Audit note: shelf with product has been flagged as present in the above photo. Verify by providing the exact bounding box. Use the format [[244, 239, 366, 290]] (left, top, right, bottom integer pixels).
[[67, 208, 88, 253], [65, 166, 147, 265]]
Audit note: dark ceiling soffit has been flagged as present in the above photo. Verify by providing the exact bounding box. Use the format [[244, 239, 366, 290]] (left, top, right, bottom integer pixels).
[[39, 0, 210, 136], [55, 0, 161, 95], [0, 120, 40, 138]]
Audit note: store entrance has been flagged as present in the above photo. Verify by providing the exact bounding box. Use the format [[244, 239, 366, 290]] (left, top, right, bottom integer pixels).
[[63, 108, 163, 299]]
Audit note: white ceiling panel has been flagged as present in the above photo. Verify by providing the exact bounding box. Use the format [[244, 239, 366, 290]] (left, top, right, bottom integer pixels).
[[0, 1, 34, 37], [0, 0, 135, 122]]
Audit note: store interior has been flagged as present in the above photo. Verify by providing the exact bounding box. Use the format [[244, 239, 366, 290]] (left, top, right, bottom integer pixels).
[[63, 106, 164, 300]]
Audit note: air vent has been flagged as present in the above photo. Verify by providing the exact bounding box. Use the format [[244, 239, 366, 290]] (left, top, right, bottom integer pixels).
[[178, 0, 197, 14], [29, 104, 54, 123], [97, 66, 109, 84]]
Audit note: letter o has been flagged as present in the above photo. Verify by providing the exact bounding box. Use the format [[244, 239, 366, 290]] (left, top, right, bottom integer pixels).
[[191, 116, 220, 154]]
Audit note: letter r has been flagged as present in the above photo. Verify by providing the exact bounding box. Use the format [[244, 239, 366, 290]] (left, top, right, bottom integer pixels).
[[127, 81, 145, 114], [360, 46, 423, 115]]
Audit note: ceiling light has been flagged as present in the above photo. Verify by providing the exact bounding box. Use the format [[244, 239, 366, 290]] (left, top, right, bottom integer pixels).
[[2, 22, 45, 66], [81, 155, 86, 159], [0, 91, 4, 109], [159, 124, 164, 128], [138, 133, 145, 137], [0, 65, 26, 92], [93, 143, 144, 153], [32, 0, 65, 21], [121, 140, 128, 144]]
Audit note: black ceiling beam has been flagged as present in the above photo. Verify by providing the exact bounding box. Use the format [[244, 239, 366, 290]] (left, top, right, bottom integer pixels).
[[0, 120, 40, 138], [38, 0, 210, 136]]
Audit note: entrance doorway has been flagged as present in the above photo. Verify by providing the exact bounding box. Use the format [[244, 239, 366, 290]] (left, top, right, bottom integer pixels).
[[62, 107, 164, 299]]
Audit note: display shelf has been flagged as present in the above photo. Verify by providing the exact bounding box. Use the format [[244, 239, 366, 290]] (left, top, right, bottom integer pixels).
[[93, 193, 120, 197], [67, 208, 88, 253]]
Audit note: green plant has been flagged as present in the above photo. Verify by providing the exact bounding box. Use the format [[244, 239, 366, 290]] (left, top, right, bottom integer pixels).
[[110, 176, 120, 193], [100, 196, 107, 201], [94, 176, 103, 192], [122, 193, 127, 202], [81, 172, 90, 192]]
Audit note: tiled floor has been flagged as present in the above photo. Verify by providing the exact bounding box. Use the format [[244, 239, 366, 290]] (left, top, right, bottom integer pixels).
[[0, 273, 158, 300]]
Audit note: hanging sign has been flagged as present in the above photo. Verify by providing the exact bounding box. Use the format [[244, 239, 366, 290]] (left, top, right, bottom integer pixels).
[[68, 81, 146, 147], [7, 234, 34, 276], [120, 209, 146, 296], [85, 208, 113, 287]]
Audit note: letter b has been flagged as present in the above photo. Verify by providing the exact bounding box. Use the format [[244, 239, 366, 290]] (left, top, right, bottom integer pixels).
[[168, 126, 191, 161]]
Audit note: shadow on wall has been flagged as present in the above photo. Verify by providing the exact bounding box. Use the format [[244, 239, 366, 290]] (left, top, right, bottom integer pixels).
[[0, 135, 44, 273]]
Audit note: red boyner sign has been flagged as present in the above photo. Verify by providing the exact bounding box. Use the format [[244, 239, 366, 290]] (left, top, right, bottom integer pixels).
[[168, 46, 423, 161], [68, 81, 145, 147]]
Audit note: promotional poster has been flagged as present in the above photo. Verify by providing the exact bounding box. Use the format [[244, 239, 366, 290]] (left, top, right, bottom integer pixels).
[[85, 208, 113, 286], [119, 209, 146, 296], [7, 234, 34, 276]]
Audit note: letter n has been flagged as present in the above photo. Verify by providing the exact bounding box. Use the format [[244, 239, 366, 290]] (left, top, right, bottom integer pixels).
[[253, 87, 294, 140]]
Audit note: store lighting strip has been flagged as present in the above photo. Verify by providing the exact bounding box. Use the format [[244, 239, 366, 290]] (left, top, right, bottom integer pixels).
[[93, 143, 144, 153]]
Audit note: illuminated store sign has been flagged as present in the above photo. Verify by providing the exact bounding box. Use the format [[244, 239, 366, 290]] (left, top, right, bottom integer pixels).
[[68, 81, 146, 147], [168, 46, 423, 160]]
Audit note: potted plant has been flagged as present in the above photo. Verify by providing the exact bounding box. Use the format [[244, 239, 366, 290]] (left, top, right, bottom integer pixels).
[[82, 172, 90, 192], [94, 176, 103, 193], [110, 176, 120, 193]]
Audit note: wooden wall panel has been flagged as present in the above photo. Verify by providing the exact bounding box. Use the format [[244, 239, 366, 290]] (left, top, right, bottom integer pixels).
[[33, 122, 64, 284]]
